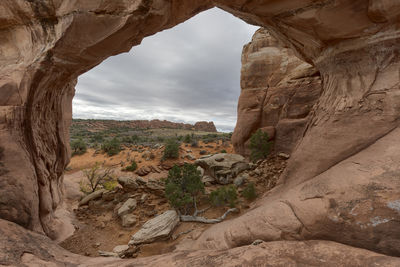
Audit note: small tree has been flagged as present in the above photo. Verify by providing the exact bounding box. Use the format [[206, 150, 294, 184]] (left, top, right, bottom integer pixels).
[[162, 139, 179, 160], [101, 137, 121, 156], [71, 138, 87, 156], [80, 163, 114, 194], [241, 182, 257, 201], [164, 164, 204, 215], [210, 185, 238, 208], [248, 129, 273, 162]]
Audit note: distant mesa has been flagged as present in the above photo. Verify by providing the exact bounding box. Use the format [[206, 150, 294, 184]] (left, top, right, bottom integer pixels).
[[72, 119, 217, 132]]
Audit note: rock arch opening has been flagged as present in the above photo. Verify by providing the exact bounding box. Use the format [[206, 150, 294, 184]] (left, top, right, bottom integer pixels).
[[1, 1, 400, 265]]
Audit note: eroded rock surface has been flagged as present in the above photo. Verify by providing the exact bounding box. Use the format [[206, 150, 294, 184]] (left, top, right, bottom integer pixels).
[[1, 0, 400, 265], [232, 28, 321, 156], [195, 153, 249, 184]]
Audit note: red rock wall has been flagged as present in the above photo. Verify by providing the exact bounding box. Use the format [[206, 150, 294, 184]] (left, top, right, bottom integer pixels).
[[232, 28, 321, 156]]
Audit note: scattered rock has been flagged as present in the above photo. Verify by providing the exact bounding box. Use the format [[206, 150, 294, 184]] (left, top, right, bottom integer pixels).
[[129, 210, 179, 245], [122, 214, 137, 227], [118, 176, 139, 190], [197, 166, 204, 177], [140, 193, 148, 203], [98, 251, 118, 257], [136, 166, 151, 176], [185, 154, 196, 160], [118, 198, 137, 217], [252, 239, 264, 246], [202, 175, 215, 185], [113, 245, 129, 256], [195, 153, 250, 184], [234, 173, 249, 187], [79, 189, 106, 206], [278, 152, 290, 159], [102, 190, 115, 201], [199, 150, 207, 155], [136, 177, 147, 185]]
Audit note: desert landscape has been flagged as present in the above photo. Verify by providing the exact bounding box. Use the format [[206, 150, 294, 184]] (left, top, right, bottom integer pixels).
[[1, 0, 400, 266], [60, 119, 286, 258]]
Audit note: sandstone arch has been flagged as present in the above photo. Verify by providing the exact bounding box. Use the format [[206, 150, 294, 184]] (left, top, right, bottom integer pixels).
[[1, 0, 400, 265]]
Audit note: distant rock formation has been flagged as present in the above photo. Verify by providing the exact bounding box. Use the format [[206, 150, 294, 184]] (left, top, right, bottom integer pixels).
[[71, 119, 217, 132], [232, 28, 321, 156], [194, 121, 217, 132]]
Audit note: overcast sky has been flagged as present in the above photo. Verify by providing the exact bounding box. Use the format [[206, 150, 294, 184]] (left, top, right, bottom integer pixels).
[[73, 8, 258, 132]]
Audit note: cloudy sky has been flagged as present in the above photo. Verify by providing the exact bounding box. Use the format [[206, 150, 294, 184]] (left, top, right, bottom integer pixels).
[[73, 8, 258, 132]]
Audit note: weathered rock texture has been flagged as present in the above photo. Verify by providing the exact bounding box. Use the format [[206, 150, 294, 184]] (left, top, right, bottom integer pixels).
[[1, 218, 400, 266], [1, 0, 400, 265], [232, 28, 321, 156], [194, 121, 217, 132]]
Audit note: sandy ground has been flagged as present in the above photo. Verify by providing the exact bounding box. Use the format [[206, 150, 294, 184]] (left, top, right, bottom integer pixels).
[[59, 141, 286, 258], [60, 141, 238, 257]]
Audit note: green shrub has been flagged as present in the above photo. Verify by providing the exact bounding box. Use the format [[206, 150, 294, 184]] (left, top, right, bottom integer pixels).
[[183, 134, 192, 143], [162, 139, 179, 160], [101, 138, 121, 156], [124, 160, 138, 172], [90, 134, 104, 143], [102, 180, 119, 191], [220, 149, 227, 153], [210, 185, 238, 208], [164, 163, 204, 215], [248, 129, 273, 162], [71, 138, 87, 156], [241, 182, 257, 201]]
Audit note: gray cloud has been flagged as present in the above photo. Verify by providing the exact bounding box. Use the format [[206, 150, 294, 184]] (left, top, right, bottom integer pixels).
[[73, 8, 258, 132]]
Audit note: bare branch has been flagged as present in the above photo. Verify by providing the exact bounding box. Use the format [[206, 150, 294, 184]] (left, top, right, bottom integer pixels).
[[180, 208, 238, 224]]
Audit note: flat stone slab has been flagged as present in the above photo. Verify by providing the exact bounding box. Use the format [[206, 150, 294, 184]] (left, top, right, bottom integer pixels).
[[129, 210, 179, 245]]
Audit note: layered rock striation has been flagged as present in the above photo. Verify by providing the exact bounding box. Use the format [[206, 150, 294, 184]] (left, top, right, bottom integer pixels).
[[232, 28, 321, 156], [1, 0, 400, 265]]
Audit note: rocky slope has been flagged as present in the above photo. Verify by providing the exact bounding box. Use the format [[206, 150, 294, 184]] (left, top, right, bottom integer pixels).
[[232, 28, 321, 156], [1, 0, 400, 265], [72, 119, 217, 132]]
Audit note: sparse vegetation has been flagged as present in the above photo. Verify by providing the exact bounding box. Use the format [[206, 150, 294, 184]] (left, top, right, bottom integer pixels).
[[183, 134, 192, 143], [220, 149, 227, 153], [191, 140, 198, 147], [123, 160, 138, 172], [162, 139, 180, 160], [71, 138, 87, 156], [210, 185, 238, 208], [249, 129, 273, 162], [164, 164, 204, 215], [241, 182, 257, 201], [101, 137, 121, 156], [80, 163, 114, 194]]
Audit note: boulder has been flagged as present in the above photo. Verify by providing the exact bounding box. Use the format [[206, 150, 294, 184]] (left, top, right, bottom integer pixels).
[[118, 176, 139, 190], [78, 189, 106, 206], [234, 173, 249, 187], [136, 166, 151, 176], [197, 166, 204, 177], [195, 154, 249, 184], [185, 154, 196, 160], [122, 214, 137, 228], [129, 210, 179, 245], [118, 198, 137, 217]]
